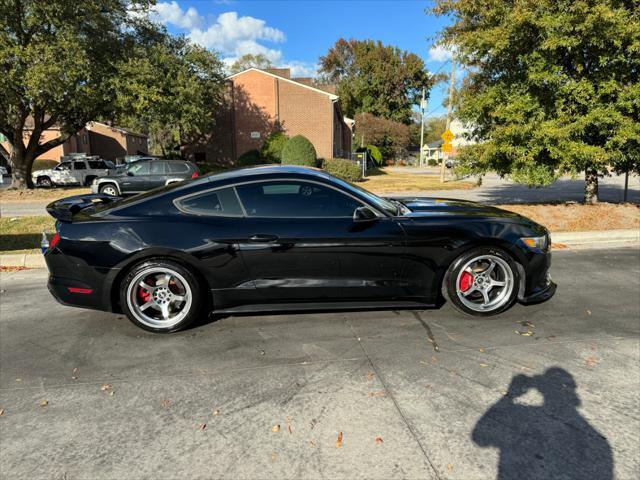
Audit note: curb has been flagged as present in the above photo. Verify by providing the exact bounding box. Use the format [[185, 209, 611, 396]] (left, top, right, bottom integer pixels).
[[1, 229, 638, 269]]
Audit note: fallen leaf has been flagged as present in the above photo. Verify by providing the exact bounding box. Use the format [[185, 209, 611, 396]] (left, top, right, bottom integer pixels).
[[367, 372, 375, 380], [0, 409, 4, 416], [288, 425, 293, 434], [271, 453, 278, 461], [15, 378, 22, 382], [447, 463, 454, 472], [200, 423, 206, 430], [272, 424, 280, 433], [108, 391, 114, 397], [424, 384, 432, 389], [212, 409, 220, 416], [161, 399, 172, 408], [375, 436, 383, 445], [479, 348, 485, 353], [72, 368, 79, 380], [100, 384, 112, 391], [259, 349, 265, 356], [368, 390, 386, 397], [518, 320, 535, 328], [309, 441, 316, 448], [336, 431, 344, 448], [551, 242, 568, 249], [515, 330, 533, 337], [479, 363, 489, 368], [586, 310, 592, 315], [585, 356, 599, 367], [39, 400, 49, 407]]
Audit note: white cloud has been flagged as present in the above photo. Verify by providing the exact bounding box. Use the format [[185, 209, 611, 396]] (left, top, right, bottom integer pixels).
[[282, 61, 319, 78], [428, 45, 453, 62], [151, 1, 204, 30]]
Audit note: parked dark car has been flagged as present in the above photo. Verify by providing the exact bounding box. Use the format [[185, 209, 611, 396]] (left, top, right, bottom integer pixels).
[[45, 165, 555, 333], [91, 159, 199, 196]]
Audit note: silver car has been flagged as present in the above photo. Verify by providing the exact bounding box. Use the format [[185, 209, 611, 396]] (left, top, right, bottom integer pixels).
[[32, 158, 115, 188]]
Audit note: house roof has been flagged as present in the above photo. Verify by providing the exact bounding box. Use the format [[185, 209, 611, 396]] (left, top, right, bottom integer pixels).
[[227, 68, 339, 101], [87, 121, 147, 138]]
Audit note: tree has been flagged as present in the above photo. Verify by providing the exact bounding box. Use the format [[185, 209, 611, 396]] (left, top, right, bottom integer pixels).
[[409, 115, 448, 147], [319, 39, 433, 124], [229, 53, 273, 74], [0, 0, 153, 189], [281, 135, 317, 167], [433, 0, 640, 204], [113, 34, 225, 156], [356, 113, 410, 159]]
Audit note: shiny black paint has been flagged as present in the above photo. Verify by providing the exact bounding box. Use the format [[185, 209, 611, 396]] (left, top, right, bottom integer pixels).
[[45, 166, 555, 315]]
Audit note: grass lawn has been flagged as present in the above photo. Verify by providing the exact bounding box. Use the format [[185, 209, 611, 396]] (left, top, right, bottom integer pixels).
[[362, 167, 475, 194], [0, 216, 55, 253], [0, 186, 91, 202]]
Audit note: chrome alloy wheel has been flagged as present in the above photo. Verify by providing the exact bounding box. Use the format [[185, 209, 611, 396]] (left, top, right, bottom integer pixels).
[[126, 267, 192, 329], [101, 185, 118, 196], [455, 254, 515, 312]]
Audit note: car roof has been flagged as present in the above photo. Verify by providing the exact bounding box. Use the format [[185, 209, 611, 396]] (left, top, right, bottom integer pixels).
[[206, 165, 330, 184]]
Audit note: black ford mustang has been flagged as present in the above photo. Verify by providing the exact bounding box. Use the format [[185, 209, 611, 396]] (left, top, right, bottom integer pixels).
[[44, 165, 556, 333]]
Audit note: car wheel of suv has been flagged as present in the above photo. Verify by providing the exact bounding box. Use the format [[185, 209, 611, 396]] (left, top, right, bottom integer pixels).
[[37, 176, 52, 188], [443, 246, 519, 316], [120, 259, 203, 333], [99, 183, 119, 196]]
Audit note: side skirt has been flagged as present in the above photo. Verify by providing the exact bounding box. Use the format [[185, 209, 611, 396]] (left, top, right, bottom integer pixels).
[[215, 300, 435, 315]]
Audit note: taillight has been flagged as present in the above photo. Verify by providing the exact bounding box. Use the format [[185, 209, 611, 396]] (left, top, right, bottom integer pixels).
[[49, 233, 60, 249], [191, 171, 199, 179]]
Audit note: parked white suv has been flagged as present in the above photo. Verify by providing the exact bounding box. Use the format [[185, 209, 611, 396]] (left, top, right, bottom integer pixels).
[[32, 158, 115, 188]]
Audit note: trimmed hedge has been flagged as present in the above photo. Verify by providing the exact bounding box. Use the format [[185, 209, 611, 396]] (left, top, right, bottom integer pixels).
[[32, 159, 59, 171], [281, 135, 317, 167], [322, 158, 362, 182], [237, 149, 261, 167], [260, 131, 288, 163]]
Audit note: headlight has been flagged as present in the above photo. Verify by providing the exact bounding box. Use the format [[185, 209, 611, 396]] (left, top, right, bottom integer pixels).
[[521, 235, 549, 252]]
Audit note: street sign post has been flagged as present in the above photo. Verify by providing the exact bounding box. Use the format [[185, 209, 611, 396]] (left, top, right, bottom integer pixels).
[[441, 142, 453, 154], [441, 129, 454, 143]]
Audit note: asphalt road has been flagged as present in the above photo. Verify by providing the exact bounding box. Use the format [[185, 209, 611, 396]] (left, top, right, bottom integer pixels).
[[1, 172, 638, 217], [1, 248, 639, 479]]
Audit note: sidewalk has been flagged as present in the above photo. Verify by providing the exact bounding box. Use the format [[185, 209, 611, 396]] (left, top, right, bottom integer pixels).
[[2, 229, 637, 268]]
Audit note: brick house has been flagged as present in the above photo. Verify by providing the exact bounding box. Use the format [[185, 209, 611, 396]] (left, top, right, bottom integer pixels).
[[184, 68, 354, 165], [1, 121, 148, 163]]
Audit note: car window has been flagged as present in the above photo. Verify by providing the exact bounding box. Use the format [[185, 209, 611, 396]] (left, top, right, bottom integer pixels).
[[176, 187, 243, 216], [127, 162, 151, 175], [168, 162, 189, 174], [72, 162, 86, 170], [235, 181, 363, 218], [88, 161, 107, 169], [150, 162, 166, 174], [55, 162, 71, 171]]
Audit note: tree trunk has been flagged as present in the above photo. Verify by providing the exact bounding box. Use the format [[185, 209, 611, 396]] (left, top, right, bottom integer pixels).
[[9, 138, 35, 189], [584, 168, 599, 205]]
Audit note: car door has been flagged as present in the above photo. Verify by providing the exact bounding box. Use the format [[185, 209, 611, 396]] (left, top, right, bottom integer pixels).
[[233, 179, 407, 304], [121, 161, 151, 193], [147, 161, 168, 189]]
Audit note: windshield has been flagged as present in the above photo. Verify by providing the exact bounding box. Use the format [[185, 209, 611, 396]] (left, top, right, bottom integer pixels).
[[329, 176, 401, 216]]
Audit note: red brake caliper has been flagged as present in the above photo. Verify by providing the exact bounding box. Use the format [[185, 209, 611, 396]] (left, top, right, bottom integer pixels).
[[459, 271, 474, 292], [138, 277, 153, 303]]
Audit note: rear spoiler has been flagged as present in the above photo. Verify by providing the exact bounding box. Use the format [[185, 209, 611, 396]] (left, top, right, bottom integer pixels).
[[46, 194, 122, 222]]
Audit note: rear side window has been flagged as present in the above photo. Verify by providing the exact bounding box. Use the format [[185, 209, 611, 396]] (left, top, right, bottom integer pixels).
[[168, 162, 189, 174], [175, 187, 243, 216], [89, 161, 107, 169], [73, 162, 86, 170], [151, 162, 166, 174]]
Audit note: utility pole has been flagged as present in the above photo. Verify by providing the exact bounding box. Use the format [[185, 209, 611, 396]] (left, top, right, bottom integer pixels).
[[441, 56, 456, 183], [419, 88, 426, 166]]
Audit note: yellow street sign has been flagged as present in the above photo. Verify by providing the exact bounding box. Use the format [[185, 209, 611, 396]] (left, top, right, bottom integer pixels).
[[441, 142, 453, 153], [441, 129, 454, 143]]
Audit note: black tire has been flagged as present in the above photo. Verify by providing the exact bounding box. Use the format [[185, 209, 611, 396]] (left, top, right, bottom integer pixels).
[[120, 259, 203, 333], [37, 176, 52, 188], [99, 183, 119, 196], [442, 246, 520, 317]]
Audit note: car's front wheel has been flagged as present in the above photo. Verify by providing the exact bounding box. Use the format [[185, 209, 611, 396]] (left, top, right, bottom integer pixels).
[[443, 247, 519, 316], [120, 259, 203, 333], [37, 176, 52, 188], [99, 183, 119, 196]]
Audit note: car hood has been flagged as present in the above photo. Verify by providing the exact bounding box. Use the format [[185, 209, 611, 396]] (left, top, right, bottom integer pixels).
[[32, 169, 56, 177], [395, 197, 529, 222]]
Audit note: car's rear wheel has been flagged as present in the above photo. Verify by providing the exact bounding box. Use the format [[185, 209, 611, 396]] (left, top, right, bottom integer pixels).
[[99, 183, 118, 196], [443, 247, 519, 316], [37, 176, 52, 188], [120, 259, 202, 333]]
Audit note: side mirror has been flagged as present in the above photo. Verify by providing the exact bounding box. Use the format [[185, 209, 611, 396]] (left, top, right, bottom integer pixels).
[[127, 171, 134, 176], [353, 206, 377, 223]]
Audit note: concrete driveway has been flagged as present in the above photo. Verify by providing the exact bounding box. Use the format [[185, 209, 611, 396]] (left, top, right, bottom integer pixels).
[[1, 248, 639, 479]]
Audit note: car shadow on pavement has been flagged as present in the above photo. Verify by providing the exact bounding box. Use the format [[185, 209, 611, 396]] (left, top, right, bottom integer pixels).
[[472, 367, 613, 480]]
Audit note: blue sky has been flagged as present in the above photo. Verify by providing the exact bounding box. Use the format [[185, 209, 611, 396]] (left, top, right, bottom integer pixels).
[[149, 0, 454, 117]]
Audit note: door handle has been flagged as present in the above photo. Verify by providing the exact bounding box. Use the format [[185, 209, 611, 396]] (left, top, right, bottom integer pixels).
[[248, 234, 279, 242]]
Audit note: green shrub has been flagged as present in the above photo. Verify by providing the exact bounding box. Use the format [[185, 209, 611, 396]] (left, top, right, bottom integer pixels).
[[260, 131, 288, 163], [32, 159, 59, 171], [322, 158, 362, 182], [237, 149, 261, 167], [356, 145, 383, 166], [281, 135, 317, 166]]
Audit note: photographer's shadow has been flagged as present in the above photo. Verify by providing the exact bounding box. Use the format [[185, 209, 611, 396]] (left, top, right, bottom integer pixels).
[[473, 368, 613, 480]]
